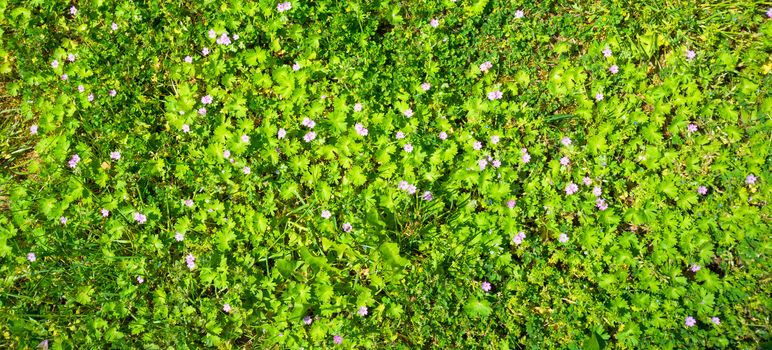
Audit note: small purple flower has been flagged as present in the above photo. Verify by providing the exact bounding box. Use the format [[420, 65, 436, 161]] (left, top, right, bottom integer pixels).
[[69, 6, 77, 16], [421, 82, 431, 91], [184, 199, 194, 207], [110, 151, 121, 160], [592, 186, 602, 197], [202, 47, 210, 56], [521, 152, 531, 163], [186, 254, 196, 270], [208, 29, 217, 39], [304, 316, 313, 325], [137, 276, 144, 284], [560, 156, 570, 166], [77, 85, 85, 93], [609, 65, 619, 74], [480, 61, 493, 72], [685, 316, 696, 327], [487, 90, 503, 100], [596, 198, 608, 211], [583, 177, 592, 186], [686, 123, 698, 133], [768, 8, 772, 18], [223, 303, 232, 313], [358, 306, 368, 316], [355, 123, 369, 136], [561, 137, 572, 146], [398, 180, 409, 191], [201, 95, 213, 105], [407, 185, 417, 195], [490, 135, 500, 144], [321, 210, 331, 219], [395, 131, 405, 139], [507, 199, 516, 209], [422, 191, 433, 201], [439, 131, 448, 140], [686, 50, 696, 61], [68, 154, 81, 169], [481, 281, 491, 292], [512, 231, 526, 245], [691, 264, 701, 272], [182, 124, 190, 133], [602, 47, 612, 58], [301, 117, 316, 128], [277, 2, 292, 12], [559, 234, 569, 243], [278, 128, 287, 139], [51, 60, 59, 68], [478, 159, 488, 171], [198, 107, 207, 116], [216, 33, 232, 45], [175, 232, 184, 241], [101, 208, 110, 217], [430, 18, 439, 28], [404, 143, 413, 153], [68, 54, 76, 62], [111, 22, 118, 31], [595, 92, 604, 101], [746, 174, 757, 185], [342, 223, 352, 232], [30, 125, 38, 135], [60, 216, 68, 225], [711, 317, 720, 325], [109, 89, 117, 97], [243, 166, 251, 175], [87, 93, 94, 102], [354, 103, 363, 112], [184, 56, 193, 63], [223, 149, 231, 158], [133, 212, 147, 224], [492, 159, 501, 168], [241, 134, 250, 143], [333, 335, 343, 345], [27, 252, 36, 262], [61, 74, 68, 80], [303, 132, 316, 143], [403, 108, 414, 117], [515, 10, 524, 19], [565, 182, 579, 195], [292, 62, 301, 71], [697, 186, 708, 195], [473, 141, 483, 151]]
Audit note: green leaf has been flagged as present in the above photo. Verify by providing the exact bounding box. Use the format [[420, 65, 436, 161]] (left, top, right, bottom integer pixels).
[[463, 299, 492, 318]]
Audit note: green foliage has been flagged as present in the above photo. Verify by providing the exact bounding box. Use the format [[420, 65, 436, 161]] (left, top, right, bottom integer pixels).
[[0, 0, 770, 349]]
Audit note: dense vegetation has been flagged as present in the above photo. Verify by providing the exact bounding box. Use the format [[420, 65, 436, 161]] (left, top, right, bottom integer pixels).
[[1, 1, 770, 349]]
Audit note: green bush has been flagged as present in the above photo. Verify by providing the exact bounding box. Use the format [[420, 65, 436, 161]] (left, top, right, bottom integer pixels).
[[1, 1, 770, 349]]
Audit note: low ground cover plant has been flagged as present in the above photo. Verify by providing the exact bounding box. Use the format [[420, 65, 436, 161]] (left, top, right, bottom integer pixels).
[[0, 1, 770, 349]]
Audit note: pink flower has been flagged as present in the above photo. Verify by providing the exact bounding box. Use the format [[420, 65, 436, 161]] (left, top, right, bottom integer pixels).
[[687, 123, 698, 133], [27, 252, 36, 262], [487, 90, 503, 100], [583, 177, 592, 186], [592, 186, 602, 197], [202, 47, 210, 56], [479, 61, 493, 72], [278, 128, 287, 139], [292, 62, 301, 71], [430, 18, 439, 28], [403, 108, 414, 117], [609, 65, 619, 74], [216, 33, 232, 45], [304, 316, 313, 325], [473, 141, 483, 150], [88, 93, 94, 102], [561, 137, 572, 146], [241, 134, 250, 143], [109, 89, 117, 97], [492, 159, 501, 168], [490, 135, 500, 144], [596, 198, 608, 211], [595, 92, 604, 101], [478, 159, 488, 170], [175, 232, 184, 241], [686, 50, 696, 61], [768, 8, 772, 18], [395, 131, 405, 139], [404, 143, 413, 153], [421, 82, 431, 91], [223, 149, 231, 158], [481, 281, 491, 292], [746, 174, 757, 185], [697, 186, 708, 195], [184, 56, 193, 63], [321, 210, 331, 219], [51, 60, 59, 68], [691, 264, 701, 272], [303, 132, 316, 142], [355, 123, 368, 136], [559, 234, 569, 243], [711, 317, 720, 325], [68, 54, 76, 63], [185, 254, 196, 270], [512, 231, 526, 245], [514, 10, 524, 18], [357, 306, 368, 316], [208, 29, 217, 39], [77, 85, 85, 93], [333, 335, 343, 345], [201, 95, 213, 104], [198, 107, 207, 115], [521, 152, 531, 163], [685, 316, 696, 327], [60, 216, 68, 225], [354, 103, 362, 112], [184, 199, 194, 207], [111, 22, 118, 31], [422, 191, 433, 201], [277, 2, 292, 12], [137, 276, 144, 284], [182, 124, 190, 133], [439, 131, 448, 140], [110, 151, 121, 160], [565, 182, 579, 195], [398, 180, 410, 191], [560, 156, 570, 166], [407, 185, 417, 195], [68, 154, 80, 168], [602, 47, 612, 57], [342, 223, 352, 232], [101, 208, 110, 217], [61, 74, 68, 80], [243, 166, 251, 175], [301, 117, 315, 128], [507, 199, 516, 209], [30, 125, 38, 135], [133, 212, 147, 224], [223, 304, 232, 313], [69, 6, 77, 16]]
